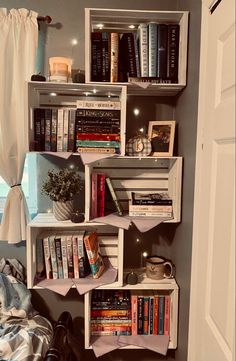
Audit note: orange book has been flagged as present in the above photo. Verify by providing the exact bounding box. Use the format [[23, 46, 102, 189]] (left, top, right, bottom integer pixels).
[[153, 295, 159, 335], [143, 296, 150, 335], [131, 294, 138, 335], [164, 295, 171, 336]]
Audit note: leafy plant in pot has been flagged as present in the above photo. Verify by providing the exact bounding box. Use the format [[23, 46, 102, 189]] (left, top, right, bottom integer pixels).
[[42, 168, 82, 221]]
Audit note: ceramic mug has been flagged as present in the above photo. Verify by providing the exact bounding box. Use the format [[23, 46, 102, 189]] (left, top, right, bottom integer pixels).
[[146, 256, 175, 280]]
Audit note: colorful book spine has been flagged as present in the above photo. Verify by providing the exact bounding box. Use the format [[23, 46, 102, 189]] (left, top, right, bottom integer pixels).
[[83, 231, 105, 279], [167, 24, 180, 82], [164, 295, 171, 336], [153, 295, 159, 335], [148, 23, 158, 77], [157, 24, 168, 79], [72, 235, 79, 279], [143, 296, 150, 335], [43, 237, 52, 279], [61, 235, 68, 279], [158, 295, 165, 335], [91, 309, 130, 317], [55, 237, 64, 279], [138, 23, 149, 77], [76, 133, 120, 141], [110, 32, 119, 82], [131, 294, 138, 335], [76, 125, 120, 134], [105, 177, 123, 216], [97, 173, 106, 217], [66, 235, 74, 278], [76, 140, 120, 148], [48, 235, 58, 279], [137, 296, 144, 334]]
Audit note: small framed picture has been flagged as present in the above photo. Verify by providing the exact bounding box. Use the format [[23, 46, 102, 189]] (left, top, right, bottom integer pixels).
[[148, 120, 176, 156]]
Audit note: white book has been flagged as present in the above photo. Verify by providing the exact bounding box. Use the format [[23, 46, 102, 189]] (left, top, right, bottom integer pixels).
[[43, 236, 52, 279], [76, 99, 120, 110], [48, 235, 58, 279], [138, 23, 149, 77], [60, 235, 68, 279], [72, 235, 79, 279], [63, 108, 69, 151], [57, 108, 64, 152]]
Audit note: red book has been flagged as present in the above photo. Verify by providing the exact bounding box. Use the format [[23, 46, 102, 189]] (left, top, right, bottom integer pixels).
[[153, 295, 159, 335], [131, 295, 138, 335], [97, 173, 106, 217], [91, 172, 98, 218], [76, 133, 120, 141], [143, 297, 150, 335], [164, 295, 171, 336]]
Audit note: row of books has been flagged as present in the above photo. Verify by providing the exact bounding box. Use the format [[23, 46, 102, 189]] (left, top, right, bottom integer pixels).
[[90, 23, 179, 83], [91, 290, 132, 336], [35, 231, 105, 281], [90, 290, 171, 336], [129, 192, 173, 217], [32, 99, 121, 153]]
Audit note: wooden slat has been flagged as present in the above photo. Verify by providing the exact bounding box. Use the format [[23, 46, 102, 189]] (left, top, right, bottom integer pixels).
[[93, 168, 169, 178], [100, 246, 118, 257], [110, 179, 168, 189]]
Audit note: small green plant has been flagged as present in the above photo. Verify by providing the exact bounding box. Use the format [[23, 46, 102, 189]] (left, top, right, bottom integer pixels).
[[42, 168, 82, 202]]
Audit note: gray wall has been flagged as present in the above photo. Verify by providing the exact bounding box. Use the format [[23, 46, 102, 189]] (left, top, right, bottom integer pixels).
[[0, 1, 201, 360]]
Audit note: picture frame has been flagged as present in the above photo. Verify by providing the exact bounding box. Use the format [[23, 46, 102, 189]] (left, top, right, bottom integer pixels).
[[148, 120, 176, 156]]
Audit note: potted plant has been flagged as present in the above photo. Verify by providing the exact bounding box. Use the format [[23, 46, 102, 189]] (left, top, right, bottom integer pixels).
[[42, 168, 82, 221]]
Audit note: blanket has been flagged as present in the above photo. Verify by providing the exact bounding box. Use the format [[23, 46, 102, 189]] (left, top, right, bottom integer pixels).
[[0, 259, 53, 361]]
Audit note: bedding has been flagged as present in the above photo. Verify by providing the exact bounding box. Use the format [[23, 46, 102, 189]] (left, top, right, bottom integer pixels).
[[0, 258, 53, 361]]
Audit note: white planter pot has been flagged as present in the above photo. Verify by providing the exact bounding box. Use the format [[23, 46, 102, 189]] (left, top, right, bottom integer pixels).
[[53, 200, 74, 221]]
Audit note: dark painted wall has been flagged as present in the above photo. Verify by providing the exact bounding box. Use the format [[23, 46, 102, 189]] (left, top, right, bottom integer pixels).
[[0, 1, 201, 360]]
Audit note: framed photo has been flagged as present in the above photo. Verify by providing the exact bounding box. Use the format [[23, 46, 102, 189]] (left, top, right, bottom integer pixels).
[[148, 120, 176, 156]]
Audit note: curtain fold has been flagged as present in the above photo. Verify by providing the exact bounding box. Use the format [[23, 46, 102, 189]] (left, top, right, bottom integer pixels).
[[0, 8, 38, 243]]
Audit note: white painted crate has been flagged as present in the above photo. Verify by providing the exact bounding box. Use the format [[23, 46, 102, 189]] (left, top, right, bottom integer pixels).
[[84, 278, 179, 349], [85, 156, 182, 222], [26, 213, 124, 289], [27, 81, 127, 155], [85, 8, 189, 96]]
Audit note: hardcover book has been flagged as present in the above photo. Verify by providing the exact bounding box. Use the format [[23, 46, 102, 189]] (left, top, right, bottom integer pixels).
[[91, 32, 102, 81], [43, 236, 52, 279], [55, 236, 64, 279], [148, 23, 158, 77], [110, 32, 119, 82], [167, 24, 180, 82], [138, 23, 149, 77], [157, 24, 168, 79]]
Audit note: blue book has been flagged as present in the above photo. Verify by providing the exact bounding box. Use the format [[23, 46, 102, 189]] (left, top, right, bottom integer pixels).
[[158, 295, 165, 335]]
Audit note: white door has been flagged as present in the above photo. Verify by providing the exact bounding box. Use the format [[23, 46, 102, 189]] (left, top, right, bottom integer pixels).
[[188, 0, 235, 360]]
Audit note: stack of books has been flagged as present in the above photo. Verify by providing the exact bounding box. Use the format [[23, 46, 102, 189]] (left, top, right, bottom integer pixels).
[[90, 23, 179, 83], [131, 292, 171, 335], [35, 230, 105, 281], [129, 192, 173, 217], [91, 290, 132, 336], [75, 99, 121, 154]]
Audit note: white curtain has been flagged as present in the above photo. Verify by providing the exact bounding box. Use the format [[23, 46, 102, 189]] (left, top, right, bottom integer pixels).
[[0, 8, 38, 244]]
